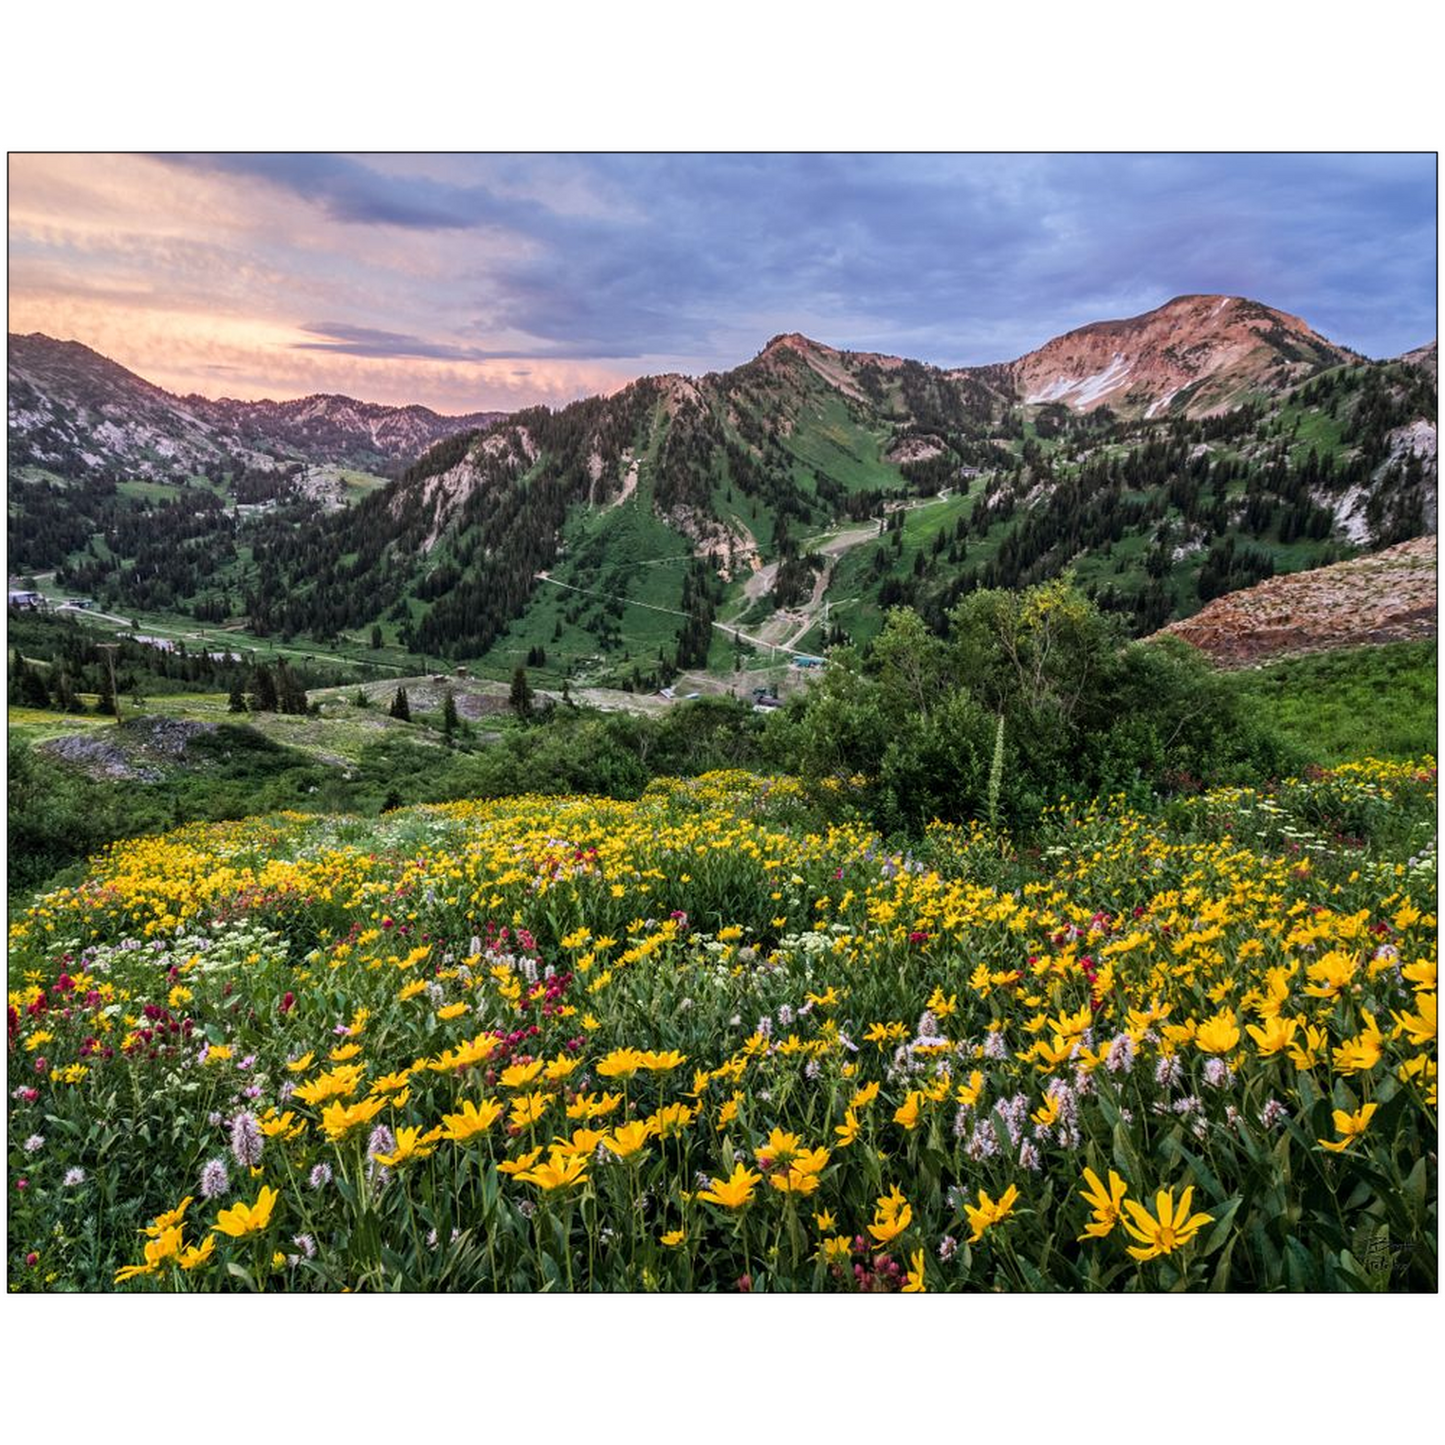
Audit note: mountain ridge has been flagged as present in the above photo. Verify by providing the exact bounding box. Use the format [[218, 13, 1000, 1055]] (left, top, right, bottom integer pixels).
[[8, 295, 1436, 691], [7, 331, 505, 478]]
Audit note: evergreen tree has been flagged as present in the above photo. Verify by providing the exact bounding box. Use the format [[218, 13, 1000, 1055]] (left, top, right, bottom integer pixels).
[[227, 679, 248, 713], [274, 659, 308, 715], [17, 658, 52, 710], [252, 664, 279, 712], [510, 666, 534, 719], [371, 625, 383, 649], [441, 689, 459, 746], [56, 669, 86, 714], [390, 687, 412, 721]]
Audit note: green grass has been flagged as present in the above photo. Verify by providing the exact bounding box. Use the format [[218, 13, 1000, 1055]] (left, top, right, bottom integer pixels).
[[115, 479, 186, 502], [1238, 640, 1438, 765], [483, 476, 697, 686], [777, 390, 899, 493], [335, 468, 389, 501]]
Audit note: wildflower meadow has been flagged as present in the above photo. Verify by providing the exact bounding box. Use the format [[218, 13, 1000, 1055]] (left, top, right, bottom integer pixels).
[[7, 762, 1436, 1291]]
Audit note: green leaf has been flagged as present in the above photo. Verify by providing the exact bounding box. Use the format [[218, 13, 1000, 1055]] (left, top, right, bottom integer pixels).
[[224, 1261, 257, 1290], [1199, 1195, 1242, 1258], [1284, 1237, 1317, 1290], [1206, 1234, 1236, 1291]]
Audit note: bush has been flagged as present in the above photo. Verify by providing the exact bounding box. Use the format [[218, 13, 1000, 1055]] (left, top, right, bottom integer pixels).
[[781, 580, 1303, 833]]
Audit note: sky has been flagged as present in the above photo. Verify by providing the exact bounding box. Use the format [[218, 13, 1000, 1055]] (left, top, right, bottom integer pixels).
[[7, 152, 1437, 415]]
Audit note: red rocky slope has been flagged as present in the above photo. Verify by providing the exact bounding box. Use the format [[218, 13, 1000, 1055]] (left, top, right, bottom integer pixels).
[[1000, 294, 1356, 419], [1153, 536, 1436, 667]]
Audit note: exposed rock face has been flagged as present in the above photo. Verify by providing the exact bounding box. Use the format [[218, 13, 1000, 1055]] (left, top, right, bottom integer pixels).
[[884, 435, 947, 465], [1153, 536, 1437, 666], [38, 716, 219, 780], [1002, 295, 1356, 419]]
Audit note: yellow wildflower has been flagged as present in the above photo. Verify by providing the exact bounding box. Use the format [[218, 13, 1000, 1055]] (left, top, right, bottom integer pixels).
[[965, 1184, 1020, 1244], [1121, 1187, 1213, 1260], [695, 1163, 762, 1209], [215, 1186, 279, 1238], [1318, 1102, 1379, 1152]]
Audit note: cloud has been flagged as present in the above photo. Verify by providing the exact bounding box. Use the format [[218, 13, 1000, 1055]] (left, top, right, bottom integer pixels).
[[292, 321, 647, 362], [156, 152, 537, 232], [12, 153, 1436, 412]]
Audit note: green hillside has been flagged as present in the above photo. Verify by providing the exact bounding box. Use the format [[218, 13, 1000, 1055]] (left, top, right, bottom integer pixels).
[[9, 338, 1435, 691]]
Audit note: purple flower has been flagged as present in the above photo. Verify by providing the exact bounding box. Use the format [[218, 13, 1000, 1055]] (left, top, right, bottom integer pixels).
[[1106, 1033, 1135, 1074], [229, 1112, 264, 1169], [1259, 1098, 1290, 1130], [200, 1158, 231, 1199], [965, 1118, 999, 1161]]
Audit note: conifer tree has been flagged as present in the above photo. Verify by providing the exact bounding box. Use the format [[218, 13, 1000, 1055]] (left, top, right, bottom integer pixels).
[[441, 689, 459, 746], [17, 657, 52, 710], [252, 664, 279, 712], [390, 686, 412, 721], [510, 666, 534, 719]]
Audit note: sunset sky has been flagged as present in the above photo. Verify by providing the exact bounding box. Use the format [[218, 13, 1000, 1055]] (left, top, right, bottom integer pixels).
[[8, 152, 1437, 416]]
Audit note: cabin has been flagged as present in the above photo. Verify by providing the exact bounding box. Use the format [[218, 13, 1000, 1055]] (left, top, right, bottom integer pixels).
[[7, 590, 44, 609]]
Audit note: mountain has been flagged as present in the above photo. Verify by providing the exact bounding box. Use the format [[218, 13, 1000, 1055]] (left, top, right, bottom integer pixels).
[[994, 294, 1359, 419], [7, 332, 504, 478], [751, 295, 1361, 422], [8, 299, 1437, 691], [180, 391, 507, 472]]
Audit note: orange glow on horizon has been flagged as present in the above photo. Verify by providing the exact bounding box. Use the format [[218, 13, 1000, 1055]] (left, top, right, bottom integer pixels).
[[8, 153, 653, 413]]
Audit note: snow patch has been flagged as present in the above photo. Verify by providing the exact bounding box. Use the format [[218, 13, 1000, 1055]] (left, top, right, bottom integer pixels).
[[1026, 353, 1133, 407], [1145, 387, 1181, 419]]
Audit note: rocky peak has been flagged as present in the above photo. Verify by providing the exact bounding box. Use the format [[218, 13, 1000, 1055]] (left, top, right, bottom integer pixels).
[[1001, 294, 1355, 419]]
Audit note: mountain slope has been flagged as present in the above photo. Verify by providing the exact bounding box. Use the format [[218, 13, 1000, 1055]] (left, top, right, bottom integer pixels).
[[10, 300, 1436, 691], [7, 332, 503, 477], [994, 294, 1358, 419]]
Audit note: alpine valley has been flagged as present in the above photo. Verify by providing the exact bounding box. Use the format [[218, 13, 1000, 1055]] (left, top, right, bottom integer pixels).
[[8, 294, 1437, 693]]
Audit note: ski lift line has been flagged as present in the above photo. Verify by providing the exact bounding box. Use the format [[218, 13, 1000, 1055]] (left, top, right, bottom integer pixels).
[[534, 572, 695, 621], [557, 553, 696, 572]]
